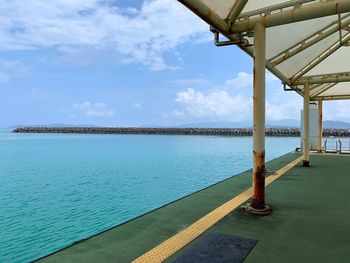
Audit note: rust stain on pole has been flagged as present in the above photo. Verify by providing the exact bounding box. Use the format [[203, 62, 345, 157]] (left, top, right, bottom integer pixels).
[[252, 150, 265, 209]]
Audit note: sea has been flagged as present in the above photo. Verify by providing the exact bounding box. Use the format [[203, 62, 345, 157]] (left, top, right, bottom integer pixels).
[[0, 129, 299, 262]]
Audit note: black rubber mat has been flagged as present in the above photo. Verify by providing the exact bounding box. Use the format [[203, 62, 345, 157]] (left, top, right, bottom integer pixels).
[[173, 232, 257, 263]]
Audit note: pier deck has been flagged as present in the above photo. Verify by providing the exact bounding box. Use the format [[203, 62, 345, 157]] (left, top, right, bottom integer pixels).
[[39, 153, 350, 263]]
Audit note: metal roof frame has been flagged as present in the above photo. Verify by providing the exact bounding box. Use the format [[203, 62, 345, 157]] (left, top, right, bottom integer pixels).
[[178, 0, 350, 100]]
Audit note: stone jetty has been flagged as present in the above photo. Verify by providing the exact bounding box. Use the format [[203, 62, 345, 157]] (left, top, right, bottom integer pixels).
[[12, 127, 350, 137]]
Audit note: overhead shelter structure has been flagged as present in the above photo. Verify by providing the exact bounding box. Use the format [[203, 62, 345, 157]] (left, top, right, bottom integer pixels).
[[178, 0, 350, 215]]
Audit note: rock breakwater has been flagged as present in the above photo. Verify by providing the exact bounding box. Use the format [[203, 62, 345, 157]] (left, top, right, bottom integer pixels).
[[12, 127, 350, 137]]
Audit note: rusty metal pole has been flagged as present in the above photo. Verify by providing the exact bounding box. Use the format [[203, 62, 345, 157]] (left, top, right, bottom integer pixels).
[[303, 83, 310, 166], [246, 23, 271, 215], [318, 99, 323, 152]]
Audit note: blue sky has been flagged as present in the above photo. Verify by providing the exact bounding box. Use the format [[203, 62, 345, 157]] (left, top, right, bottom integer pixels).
[[0, 0, 349, 127]]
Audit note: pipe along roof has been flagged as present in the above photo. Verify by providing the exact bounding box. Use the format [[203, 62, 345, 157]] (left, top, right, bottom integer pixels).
[[178, 0, 350, 100]]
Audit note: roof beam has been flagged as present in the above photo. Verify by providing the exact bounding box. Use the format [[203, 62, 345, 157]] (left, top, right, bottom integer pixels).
[[294, 72, 350, 85], [230, 0, 350, 33], [310, 83, 324, 91], [291, 32, 350, 82], [238, 0, 316, 20], [227, 0, 249, 24], [269, 14, 350, 66], [317, 95, 350, 100]]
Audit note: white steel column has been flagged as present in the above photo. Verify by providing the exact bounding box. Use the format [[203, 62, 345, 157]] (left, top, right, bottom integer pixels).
[[318, 99, 323, 152], [303, 83, 310, 166], [246, 23, 270, 215]]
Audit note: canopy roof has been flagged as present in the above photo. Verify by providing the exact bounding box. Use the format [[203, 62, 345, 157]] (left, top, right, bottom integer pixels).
[[179, 0, 350, 101]]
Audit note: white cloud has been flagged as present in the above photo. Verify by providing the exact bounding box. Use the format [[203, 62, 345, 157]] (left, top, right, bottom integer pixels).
[[225, 71, 279, 89], [0, 59, 27, 83], [72, 101, 92, 109], [94, 102, 106, 108], [172, 110, 185, 118], [72, 101, 114, 117], [170, 71, 301, 122], [266, 99, 302, 121], [225, 72, 252, 88], [133, 103, 142, 109], [0, 0, 208, 70], [174, 88, 252, 121]]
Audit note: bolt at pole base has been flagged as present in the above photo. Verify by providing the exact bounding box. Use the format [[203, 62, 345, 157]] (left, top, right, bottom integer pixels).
[[303, 160, 310, 167], [245, 203, 271, 216]]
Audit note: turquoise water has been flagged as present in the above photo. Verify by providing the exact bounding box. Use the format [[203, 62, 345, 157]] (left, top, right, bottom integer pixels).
[[0, 131, 299, 262]]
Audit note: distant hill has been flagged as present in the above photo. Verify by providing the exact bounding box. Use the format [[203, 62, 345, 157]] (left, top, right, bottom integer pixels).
[[323, 120, 350, 129], [267, 119, 299, 128], [143, 120, 349, 129], [140, 124, 167, 128], [174, 119, 300, 128], [176, 121, 251, 128], [8, 124, 99, 129]]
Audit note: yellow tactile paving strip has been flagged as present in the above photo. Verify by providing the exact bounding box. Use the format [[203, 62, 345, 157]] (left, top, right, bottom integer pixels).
[[133, 155, 303, 263]]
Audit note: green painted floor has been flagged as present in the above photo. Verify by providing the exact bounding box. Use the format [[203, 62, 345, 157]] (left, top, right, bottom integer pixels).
[[39, 153, 350, 263]]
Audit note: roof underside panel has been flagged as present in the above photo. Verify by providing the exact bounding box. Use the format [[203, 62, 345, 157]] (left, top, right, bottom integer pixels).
[[306, 48, 350, 76], [200, 0, 234, 19], [275, 31, 339, 78], [200, 0, 290, 19], [265, 16, 338, 59], [320, 83, 350, 96], [241, 0, 288, 13]]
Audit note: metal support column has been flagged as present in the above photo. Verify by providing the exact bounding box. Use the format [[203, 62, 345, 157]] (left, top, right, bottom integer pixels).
[[318, 99, 323, 152], [303, 83, 310, 166], [246, 23, 271, 215]]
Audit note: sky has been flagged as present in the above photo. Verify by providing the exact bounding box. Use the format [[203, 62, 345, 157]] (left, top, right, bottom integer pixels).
[[0, 0, 350, 127]]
